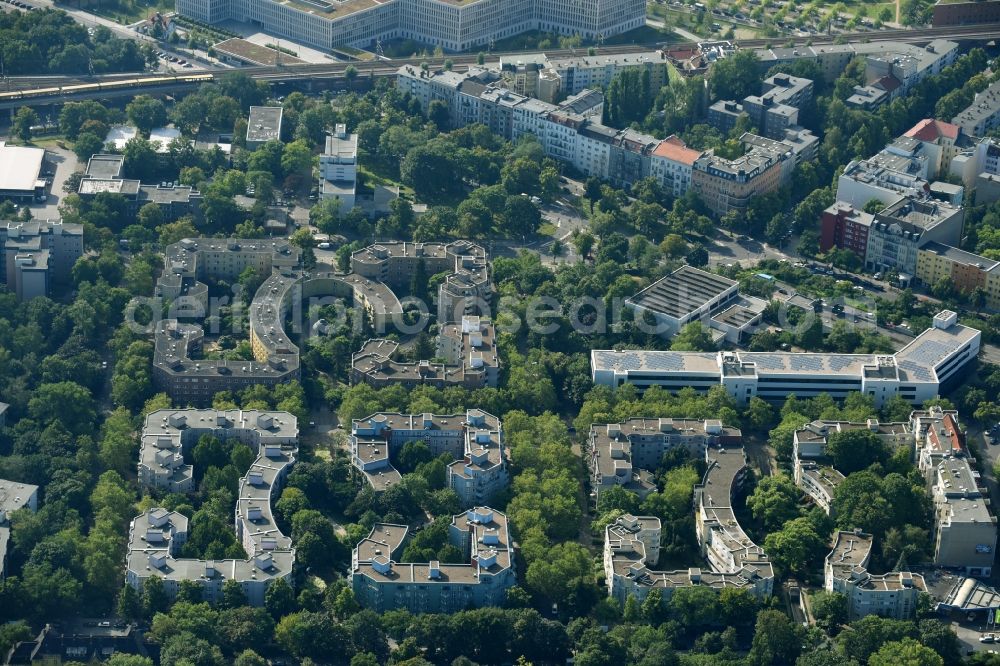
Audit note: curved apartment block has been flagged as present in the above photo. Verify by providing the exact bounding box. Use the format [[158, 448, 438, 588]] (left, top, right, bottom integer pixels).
[[127, 409, 299, 606]]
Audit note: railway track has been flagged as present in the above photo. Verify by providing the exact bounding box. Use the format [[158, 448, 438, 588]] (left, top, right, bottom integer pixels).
[[1, 22, 997, 103]]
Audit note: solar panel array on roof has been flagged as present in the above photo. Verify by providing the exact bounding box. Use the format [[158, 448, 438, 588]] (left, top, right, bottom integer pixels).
[[629, 266, 736, 319], [594, 351, 643, 371], [898, 359, 934, 382], [646, 353, 687, 372], [749, 354, 786, 370], [790, 355, 824, 372]]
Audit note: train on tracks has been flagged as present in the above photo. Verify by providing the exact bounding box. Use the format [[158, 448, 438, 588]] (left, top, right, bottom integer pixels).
[[0, 73, 216, 103]]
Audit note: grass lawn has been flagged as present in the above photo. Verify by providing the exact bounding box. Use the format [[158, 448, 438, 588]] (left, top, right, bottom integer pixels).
[[538, 222, 558, 236]]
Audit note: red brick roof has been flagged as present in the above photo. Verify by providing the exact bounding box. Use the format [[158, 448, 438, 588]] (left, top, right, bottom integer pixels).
[[652, 135, 701, 165], [905, 118, 960, 142]]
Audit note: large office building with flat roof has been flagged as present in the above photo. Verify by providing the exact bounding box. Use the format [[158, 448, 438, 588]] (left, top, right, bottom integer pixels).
[[351, 506, 515, 612], [179, 0, 645, 52], [626, 265, 767, 343], [127, 409, 298, 606], [592, 310, 980, 407]]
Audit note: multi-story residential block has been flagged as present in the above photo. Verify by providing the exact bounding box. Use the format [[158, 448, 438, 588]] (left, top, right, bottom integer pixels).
[[589, 418, 742, 500], [246, 106, 283, 149], [178, 0, 646, 52], [912, 405, 966, 474], [865, 196, 964, 275], [0, 478, 39, 579], [931, 456, 997, 576], [691, 144, 787, 217], [707, 100, 746, 135], [396, 65, 703, 198], [351, 506, 515, 612], [127, 409, 298, 605], [649, 136, 705, 198], [0, 220, 83, 301], [836, 155, 932, 208], [903, 118, 975, 180], [916, 242, 1000, 308], [604, 446, 774, 606], [319, 124, 358, 214], [826, 530, 926, 619], [350, 409, 508, 506], [351, 240, 491, 324], [592, 310, 980, 407], [755, 40, 958, 100], [820, 202, 876, 258], [792, 418, 911, 516], [953, 78, 1000, 138]]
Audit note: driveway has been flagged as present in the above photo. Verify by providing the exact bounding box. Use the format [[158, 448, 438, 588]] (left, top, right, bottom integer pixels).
[[29, 142, 78, 220]]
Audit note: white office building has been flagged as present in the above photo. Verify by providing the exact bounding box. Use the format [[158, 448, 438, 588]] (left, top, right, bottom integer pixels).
[[592, 310, 980, 407]]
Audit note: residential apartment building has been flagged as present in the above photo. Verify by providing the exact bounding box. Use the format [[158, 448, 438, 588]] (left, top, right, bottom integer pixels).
[[350, 409, 508, 506], [592, 310, 980, 407], [714, 73, 813, 140], [128, 409, 298, 606], [178, 0, 646, 52], [351, 507, 516, 612], [820, 202, 876, 258], [953, 78, 1000, 138], [755, 40, 958, 103], [707, 101, 746, 135], [604, 446, 774, 606], [351, 240, 492, 324], [825, 530, 926, 619], [319, 124, 358, 214], [0, 478, 39, 580], [865, 196, 964, 276], [792, 418, 912, 516], [589, 418, 742, 500], [916, 242, 1000, 309], [691, 145, 786, 217], [396, 65, 705, 198], [836, 155, 932, 208], [931, 456, 997, 576], [0, 220, 83, 301]]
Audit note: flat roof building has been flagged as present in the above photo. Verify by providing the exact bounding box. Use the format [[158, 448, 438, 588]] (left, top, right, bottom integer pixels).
[[592, 310, 980, 408], [350, 409, 508, 506], [319, 124, 358, 215], [246, 106, 284, 148], [826, 530, 926, 619], [953, 78, 1000, 139], [0, 220, 83, 301], [604, 446, 773, 607], [351, 506, 516, 613], [0, 143, 45, 202], [127, 409, 298, 606], [590, 418, 741, 501]]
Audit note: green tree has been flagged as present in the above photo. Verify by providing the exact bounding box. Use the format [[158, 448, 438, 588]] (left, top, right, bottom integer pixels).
[[126, 95, 168, 133], [763, 517, 828, 576], [74, 132, 106, 161], [13, 106, 38, 143], [869, 638, 943, 666], [709, 50, 761, 102], [746, 475, 801, 532], [748, 610, 802, 665], [810, 591, 848, 631], [670, 323, 715, 352]]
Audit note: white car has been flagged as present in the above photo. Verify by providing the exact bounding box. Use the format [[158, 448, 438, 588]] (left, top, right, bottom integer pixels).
[[979, 634, 995, 643], [317, 242, 332, 250]]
